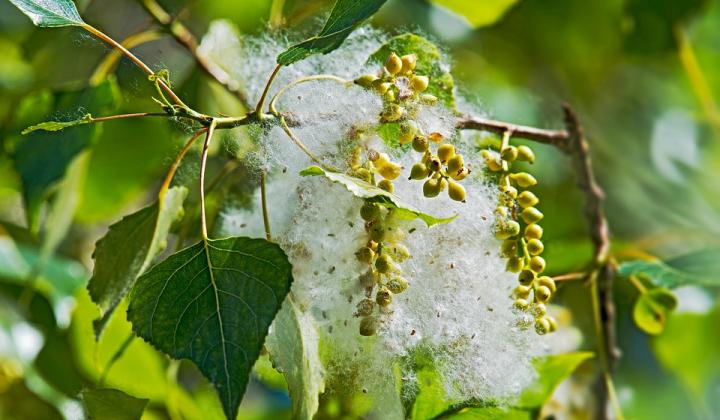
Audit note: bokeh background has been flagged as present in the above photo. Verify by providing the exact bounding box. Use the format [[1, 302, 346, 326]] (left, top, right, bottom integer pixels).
[[1, 0, 719, 418]]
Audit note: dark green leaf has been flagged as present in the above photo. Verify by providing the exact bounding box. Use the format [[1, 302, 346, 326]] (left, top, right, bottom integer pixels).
[[88, 187, 187, 336], [633, 288, 677, 335], [300, 165, 456, 227], [21, 113, 92, 134], [618, 248, 720, 288], [7, 0, 85, 27], [277, 0, 387, 65], [81, 388, 149, 420], [0, 379, 63, 420], [429, 0, 521, 28], [368, 34, 456, 109], [0, 279, 57, 332], [517, 352, 593, 409], [12, 79, 119, 229], [35, 331, 90, 397], [127, 237, 293, 420]]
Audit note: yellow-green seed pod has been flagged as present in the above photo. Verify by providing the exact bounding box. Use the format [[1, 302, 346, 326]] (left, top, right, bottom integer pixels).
[[354, 74, 378, 88], [360, 202, 380, 221], [524, 224, 543, 240], [537, 276, 556, 293], [387, 276, 409, 294], [510, 172, 538, 188], [450, 167, 470, 181], [349, 146, 363, 169], [375, 254, 394, 273], [501, 239, 518, 257], [359, 270, 379, 288], [379, 162, 402, 180], [410, 163, 430, 180], [373, 80, 392, 95], [500, 184, 518, 199], [359, 316, 378, 336], [513, 285, 531, 299], [381, 104, 405, 122], [506, 256, 524, 273], [533, 303, 547, 318], [372, 152, 391, 167], [383, 90, 396, 102], [355, 168, 373, 183], [535, 285, 552, 303], [495, 206, 509, 218], [355, 246, 375, 264], [547, 316, 558, 332], [410, 75, 429, 92], [419, 94, 439, 105], [423, 178, 442, 198], [399, 120, 418, 144], [356, 299, 375, 316], [438, 177, 449, 192], [526, 238, 544, 256], [485, 155, 502, 172], [448, 181, 466, 202], [428, 156, 442, 172], [521, 207, 544, 224], [517, 145, 535, 163], [447, 154, 464, 173], [412, 135, 429, 153], [385, 243, 411, 262], [369, 224, 386, 242], [514, 298, 530, 311], [535, 317, 550, 335], [376, 287, 393, 307], [529, 256, 546, 273], [495, 220, 520, 240], [385, 52, 402, 75], [437, 143, 456, 162], [501, 145, 518, 162], [378, 179, 394, 193], [517, 191, 539, 208], [518, 269, 535, 286], [400, 54, 417, 74]]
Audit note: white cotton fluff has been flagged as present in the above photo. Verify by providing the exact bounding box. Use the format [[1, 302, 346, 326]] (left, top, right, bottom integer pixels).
[[201, 22, 552, 416]]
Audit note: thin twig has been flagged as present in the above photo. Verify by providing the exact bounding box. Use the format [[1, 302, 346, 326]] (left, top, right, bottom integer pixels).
[[199, 120, 218, 239], [260, 171, 272, 241], [456, 114, 569, 146], [256, 64, 283, 117], [159, 128, 207, 200], [90, 29, 163, 85]]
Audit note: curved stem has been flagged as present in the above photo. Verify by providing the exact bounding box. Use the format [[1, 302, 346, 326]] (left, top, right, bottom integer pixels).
[[256, 64, 283, 118], [92, 112, 168, 123], [159, 128, 207, 200], [89, 29, 164, 85], [260, 171, 272, 241], [199, 120, 218, 239], [268, 74, 351, 115]]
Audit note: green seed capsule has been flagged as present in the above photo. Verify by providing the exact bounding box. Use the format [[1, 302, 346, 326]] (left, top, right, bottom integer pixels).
[[535, 285, 552, 303], [423, 179, 442, 198], [517, 191, 539, 208], [501, 239, 518, 257], [513, 285, 531, 299], [410, 163, 430, 180], [517, 145, 535, 163], [510, 172, 538, 188], [356, 299, 375, 316], [376, 287, 393, 307], [495, 220, 521, 240], [349, 146, 363, 169], [387, 276, 409, 294], [483, 151, 503, 172], [521, 207, 544, 224], [514, 298, 530, 311], [383, 90, 396, 102], [447, 154, 464, 173], [355, 247, 375, 264], [360, 202, 381, 221], [529, 256, 546, 273], [381, 104, 404, 122], [410, 75, 429, 92], [419, 94, 439, 105], [379, 162, 402, 180], [369, 224, 386, 242], [385, 52, 402, 75], [359, 316, 379, 336], [537, 276, 556, 293], [535, 317, 550, 335], [400, 54, 417, 74], [373, 80, 392, 95], [547, 316, 558, 332], [437, 143, 456, 162], [500, 184, 518, 199], [506, 256, 524, 273], [412, 135, 429, 153], [501, 145, 518, 162], [399, 120, 418, 145], [450, 167, 470, 181], [526, 239, 544, 256], [359, 270, 379, 288], [524, 224, 543, 240], [518, 269, 535, 286], [533, 303, 547, 317], [355, 168, 373, 183], [448, 181, 466, 202], [378, 179, 394, 193], [375, 254, 394, 273], [354, 74, 378, 88]]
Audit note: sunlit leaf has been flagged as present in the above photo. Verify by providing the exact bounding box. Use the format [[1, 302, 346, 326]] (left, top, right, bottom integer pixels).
[[81, 388, 149, 420], [127, 237, 293, 420], [429, 0, 521, 28], [300, 165, 456, 227], [277, 0, 387, 65], [633, 288, 677, 335], [618, 248, 720, 288], [21, 113, 92, 134], [88, 186, 187, 336], [444, 406, 531, 419], [517, 352, 594, 408], [7, 0, 85, 27]]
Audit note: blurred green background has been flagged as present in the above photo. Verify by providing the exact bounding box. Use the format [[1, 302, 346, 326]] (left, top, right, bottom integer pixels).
[[1, 0, 720, 418]]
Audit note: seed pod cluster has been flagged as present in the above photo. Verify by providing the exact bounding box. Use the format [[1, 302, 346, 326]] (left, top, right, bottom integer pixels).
[[409, 135, 470, 202], [485, 142, 557, 335], [348, 146, 403, 193], [354, 200, 411, 336]]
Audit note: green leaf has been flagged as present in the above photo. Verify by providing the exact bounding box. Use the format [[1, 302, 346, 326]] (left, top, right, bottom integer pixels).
[[265, 297, 324, 420], [0, 379, 63, 420], [35, 331, 90, 397], [7, 0, 85, 27], [21, 113, 92, 134], [443, 406, 531, 419], [81, 388, 149, 420], [88, 186, 187, 336], [618, 248, 720, 288], [633, 288, 678, 335], [277, 0, 388, 65], [12, 79, 119, 229], [368, 34, 456, 109], [429, 0, 520, 28], [517, 352, 593, 409], [300, 166, 456, 227], [127, 237, 293, 420]]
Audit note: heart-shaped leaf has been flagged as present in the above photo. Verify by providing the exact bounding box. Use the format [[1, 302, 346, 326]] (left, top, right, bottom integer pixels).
[[8, 0, 85, 27], [633, 288, 678, 335], [81, 388, 149, 420], [127, 237, 293, 420], [277, 0, 387, 65]]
